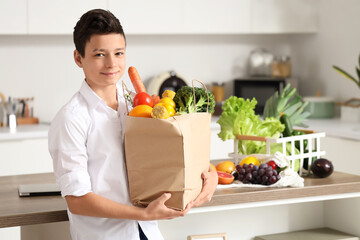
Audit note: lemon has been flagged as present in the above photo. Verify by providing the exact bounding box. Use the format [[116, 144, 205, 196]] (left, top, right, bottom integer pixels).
[[240, 156, 260, 167]]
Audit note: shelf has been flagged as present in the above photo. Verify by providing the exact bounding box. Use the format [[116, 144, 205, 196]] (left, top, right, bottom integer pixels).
[[1, 171, 360, 228], [0, 124, 49, 141]]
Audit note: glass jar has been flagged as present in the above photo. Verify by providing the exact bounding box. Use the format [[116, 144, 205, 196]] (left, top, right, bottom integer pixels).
[[271, 55, 292, 78], [211, 82, 225, 102]]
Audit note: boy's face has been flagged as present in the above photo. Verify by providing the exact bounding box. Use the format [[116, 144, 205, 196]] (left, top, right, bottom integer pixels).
[[74, 33, 126, 89]]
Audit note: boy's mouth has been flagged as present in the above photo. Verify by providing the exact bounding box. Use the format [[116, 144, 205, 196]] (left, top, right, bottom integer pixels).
[[101, 71, 119, 77]]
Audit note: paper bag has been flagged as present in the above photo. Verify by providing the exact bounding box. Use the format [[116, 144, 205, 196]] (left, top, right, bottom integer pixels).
[[124, 112, 211, 210]]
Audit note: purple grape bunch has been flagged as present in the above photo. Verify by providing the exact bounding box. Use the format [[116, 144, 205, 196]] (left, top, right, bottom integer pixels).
[[233, 163, 281, 185]]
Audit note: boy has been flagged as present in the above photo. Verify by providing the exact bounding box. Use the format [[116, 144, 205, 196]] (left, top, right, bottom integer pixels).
[[48, 9, 217, 240]]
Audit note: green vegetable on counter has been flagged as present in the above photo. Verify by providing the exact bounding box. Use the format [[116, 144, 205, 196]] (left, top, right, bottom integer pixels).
[[263, 84, 310, 128], [217, 96, 285, 155], [280, 113, 293, 137], [173, 86, 215, 115]]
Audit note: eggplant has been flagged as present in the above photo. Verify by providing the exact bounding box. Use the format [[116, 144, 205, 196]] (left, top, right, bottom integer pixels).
[[311, 158, 334, 178]]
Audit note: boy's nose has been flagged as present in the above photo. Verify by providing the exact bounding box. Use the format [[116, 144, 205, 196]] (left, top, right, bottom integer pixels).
[[106, 56, 116, 67]]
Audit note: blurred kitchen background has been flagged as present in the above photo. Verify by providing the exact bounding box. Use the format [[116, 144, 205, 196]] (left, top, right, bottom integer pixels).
[[1, 1, 360, 240], [1, 0, 359, 123]]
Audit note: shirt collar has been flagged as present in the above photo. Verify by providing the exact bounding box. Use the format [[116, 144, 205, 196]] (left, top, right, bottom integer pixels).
[[79, 80, 104, 110]]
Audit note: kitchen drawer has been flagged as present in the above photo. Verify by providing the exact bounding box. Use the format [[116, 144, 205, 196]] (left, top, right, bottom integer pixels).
[[255, 228, 359, 240]]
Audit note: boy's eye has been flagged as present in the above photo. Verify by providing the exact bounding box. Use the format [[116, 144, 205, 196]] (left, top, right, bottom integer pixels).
[[95, 53, 104, 57], [116, 52, 124, 56]]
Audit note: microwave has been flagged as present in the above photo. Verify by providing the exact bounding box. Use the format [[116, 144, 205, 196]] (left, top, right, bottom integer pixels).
[[234, 77, 296, 115]]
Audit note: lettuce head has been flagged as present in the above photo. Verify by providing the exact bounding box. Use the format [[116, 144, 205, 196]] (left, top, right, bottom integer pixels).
[[217, 96, 285, 155]]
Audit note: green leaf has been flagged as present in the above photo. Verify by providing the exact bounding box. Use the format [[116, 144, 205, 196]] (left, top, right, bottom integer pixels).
[[284, 102, 302, 116], [283, 94, 301, 112], [333, 65, 359, 85], [277, 88, 296, 112], [356, 67, 360, 87]]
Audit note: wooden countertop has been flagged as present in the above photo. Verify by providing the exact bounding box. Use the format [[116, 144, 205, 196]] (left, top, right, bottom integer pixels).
[[1, 171, 360, 228], [0, 173, 67, 228]]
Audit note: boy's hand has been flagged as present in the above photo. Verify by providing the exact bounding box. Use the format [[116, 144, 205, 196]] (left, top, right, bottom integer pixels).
[[144, 193, 191, 220], [190, 165, 218, 208]]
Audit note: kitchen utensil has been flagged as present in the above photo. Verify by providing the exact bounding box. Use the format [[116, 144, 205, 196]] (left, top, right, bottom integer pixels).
[[147, 71, 188, 96], [248, 48, 273, 76], [303, 96, 335, 118]]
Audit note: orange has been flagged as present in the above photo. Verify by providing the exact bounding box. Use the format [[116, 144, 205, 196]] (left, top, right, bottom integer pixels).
[[129, 105, 153, 118], [216, 160, 235, 174], [217, 171, 234, 185], [240, 156, 260, 167], [210, 163, 216, 171]]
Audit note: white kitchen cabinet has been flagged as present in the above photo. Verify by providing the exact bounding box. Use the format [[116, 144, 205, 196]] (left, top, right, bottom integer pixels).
[[251, 0, 317, 33], [108, 0, 184, 34], [109, 0, 250, 34], [28, 0, 108, 34], [322, 136, 360, 175], [0, 126, 51, 240], [183, 0, 251, 34], [0, 138, 53, 177], [0, 0, 27, 34], [0, 124, 51, 177], [3, 0, 318, 35]]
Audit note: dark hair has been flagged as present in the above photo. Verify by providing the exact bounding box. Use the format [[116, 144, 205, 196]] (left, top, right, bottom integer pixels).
[[73, 9, 126, 57]]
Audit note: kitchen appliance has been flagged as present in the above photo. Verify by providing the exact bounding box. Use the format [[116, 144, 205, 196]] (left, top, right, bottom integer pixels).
[[303, 96, 335, 118], [234, 77, 293, 115], [147, 71, 188, 96], [248, 48, 274, 76]]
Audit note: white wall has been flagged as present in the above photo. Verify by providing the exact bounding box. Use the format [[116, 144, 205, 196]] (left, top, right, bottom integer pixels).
[[289, 0, 360, 100], [1, 0, 359, 123], [0, 34, 293, 123]]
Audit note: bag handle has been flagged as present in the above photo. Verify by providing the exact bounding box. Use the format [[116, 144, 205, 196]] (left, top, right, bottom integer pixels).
[[192, 79, 210, 113], [122, 80, 133, 115]]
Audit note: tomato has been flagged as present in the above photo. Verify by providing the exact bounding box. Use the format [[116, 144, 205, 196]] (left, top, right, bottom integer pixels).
[[133, 92, 153, 107], [267, 160, 277, 170]]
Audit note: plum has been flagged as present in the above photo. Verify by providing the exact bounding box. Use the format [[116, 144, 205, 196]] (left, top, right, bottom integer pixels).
[[311, 158, 334, 178]]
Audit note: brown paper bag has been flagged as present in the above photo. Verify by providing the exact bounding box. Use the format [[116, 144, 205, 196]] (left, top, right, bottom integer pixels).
[[124, 112, 211, 210]]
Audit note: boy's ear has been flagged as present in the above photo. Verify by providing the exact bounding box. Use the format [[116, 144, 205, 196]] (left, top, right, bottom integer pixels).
[[74, 50, 83, 68]]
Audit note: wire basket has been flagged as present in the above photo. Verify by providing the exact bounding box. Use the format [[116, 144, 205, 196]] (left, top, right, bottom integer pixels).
[[228, 130, 326, 176]]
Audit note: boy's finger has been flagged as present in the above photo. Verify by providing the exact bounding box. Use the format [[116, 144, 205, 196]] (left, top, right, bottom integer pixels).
[[158, 193, 171, 204]]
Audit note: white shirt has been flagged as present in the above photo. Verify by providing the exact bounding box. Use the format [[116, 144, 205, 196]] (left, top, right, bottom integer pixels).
[[48, 80, 164, 240]]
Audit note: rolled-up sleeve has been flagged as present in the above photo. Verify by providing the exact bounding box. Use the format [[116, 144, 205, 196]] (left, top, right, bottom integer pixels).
[[48, 106, 92, 198]]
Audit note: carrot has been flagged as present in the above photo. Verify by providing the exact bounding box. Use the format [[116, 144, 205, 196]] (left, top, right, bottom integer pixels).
[[128, 66, 146, 93]]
